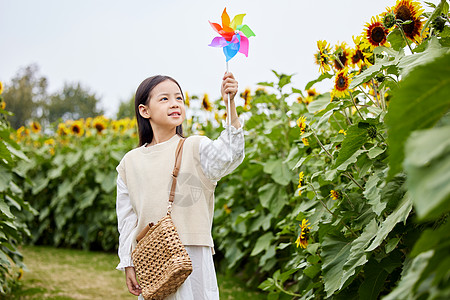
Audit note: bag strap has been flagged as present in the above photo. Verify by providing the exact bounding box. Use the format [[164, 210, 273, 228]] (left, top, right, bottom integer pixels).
[[167, 137, 186, 215]]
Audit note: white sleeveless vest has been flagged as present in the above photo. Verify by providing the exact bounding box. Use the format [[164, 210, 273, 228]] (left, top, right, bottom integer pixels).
[[116, 134, 216, 250]]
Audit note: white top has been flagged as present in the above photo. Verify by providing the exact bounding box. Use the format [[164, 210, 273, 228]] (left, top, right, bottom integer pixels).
[[116, 120, 245, 271]]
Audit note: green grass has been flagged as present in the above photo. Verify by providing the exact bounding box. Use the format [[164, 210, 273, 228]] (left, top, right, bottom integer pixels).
[[7, 246, 264, 299]]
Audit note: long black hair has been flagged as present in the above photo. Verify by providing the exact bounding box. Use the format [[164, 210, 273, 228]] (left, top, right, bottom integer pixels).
[[135, 75, 184, 146]]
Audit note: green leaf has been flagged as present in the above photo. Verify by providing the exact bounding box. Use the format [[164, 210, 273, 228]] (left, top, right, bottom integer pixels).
[[258, 183, 278, 209], [342, 219, 378, 283], [404, 125, 450, 220], [78, 188, 99, 210], [363, 171, 386, 216], [366, 193, 413, 252], [303, 264, 321, 279], [250, 232, 274, 256], [321, 234, 352, 297], [386, 51, 450, 178], [334, 122, 369, 167], [386, 238, 401, 254], [383, 250, 434, 300], [270, 162, 292, 186], [349, 50, 403, 89], [421, 0, 448, 36], [411, 219, 450, 257], [398, 37, 449, 77], [358, 259, 389, 300], [307, 93, 331, 113], [387, 28, 406, 51], [305, 72, 333, 90]]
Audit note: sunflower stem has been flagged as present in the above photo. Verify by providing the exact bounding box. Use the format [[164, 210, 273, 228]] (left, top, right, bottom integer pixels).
[[341, 107, 352, 125], [332, 114, 345, 130], [371, 79, 385, 112], [342, 191, 355, 210], [309, 183, 358, 237], [349, 90, 365, 120], [396, 22, 414, 54], [312, 130, 333, 159], [342, 172, 365, 191], [358, 86, 380, 108]]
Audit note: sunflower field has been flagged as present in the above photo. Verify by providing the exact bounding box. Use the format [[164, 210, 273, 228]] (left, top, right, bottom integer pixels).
[[2, 0, 450, 299]]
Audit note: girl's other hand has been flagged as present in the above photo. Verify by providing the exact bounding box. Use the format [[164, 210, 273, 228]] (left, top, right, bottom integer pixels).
[[125, 267, 142, 296], [221, 72, 238, 104]]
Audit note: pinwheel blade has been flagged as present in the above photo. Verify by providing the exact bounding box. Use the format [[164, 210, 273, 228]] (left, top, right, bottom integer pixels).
[[238, 34, 249, 57], [239, 24, 256, 38], [230, 14, 246, 30]]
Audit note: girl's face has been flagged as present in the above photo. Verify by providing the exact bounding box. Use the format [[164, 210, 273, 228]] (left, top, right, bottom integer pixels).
[[139, 80, 186, 132]]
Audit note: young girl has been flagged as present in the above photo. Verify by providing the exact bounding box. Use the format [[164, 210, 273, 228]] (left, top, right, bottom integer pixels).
[[116, 72, 244, 299]]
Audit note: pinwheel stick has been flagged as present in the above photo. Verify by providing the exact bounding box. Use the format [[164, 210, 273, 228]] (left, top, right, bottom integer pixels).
[[226, 61, 231, 149]]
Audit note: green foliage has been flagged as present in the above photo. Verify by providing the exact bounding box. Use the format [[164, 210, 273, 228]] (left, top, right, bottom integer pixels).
[[386, 49, 450, 178], [0, 90, 35, 295], [6, 3, 450, 298], [14, 118, 137, 251]]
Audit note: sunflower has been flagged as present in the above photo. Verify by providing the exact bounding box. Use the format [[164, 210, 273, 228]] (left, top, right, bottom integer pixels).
[[302, 137, 309, 146], [295, 219, 312, 248], [350, 35, 369, 69], [17, 268, 24, 280], [17, 126, 30, 139], [240, 88, 252, 110], [44, 138, 55, 146], [363, 16, 390, 49], [0, 81, 3, 95], [333, 42, 351, 71], [296, 116, 307, 135], [339, 129, 347, 135], [307, 88, 318, 97], [70, 120, 84, 137], [330, 190, 341, 200], [314, 40, 333, 74], [331, 68, 353, 100], [0, 100, 5, 110], [93, 116, 107, 133], [223, 204, 231, 214], [30, 121, 41, 133], [57, 123, 69, 136], [393, 0, 424, 43], [297, 171, 305, 196], [202, 94, 212, 111]]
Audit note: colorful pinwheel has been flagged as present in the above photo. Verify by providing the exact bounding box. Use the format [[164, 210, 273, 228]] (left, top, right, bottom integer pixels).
[[208, 8, 255, 62]]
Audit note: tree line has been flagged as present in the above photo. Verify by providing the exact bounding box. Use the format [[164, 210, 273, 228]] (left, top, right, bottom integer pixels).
[[2, 64, 134, 129]]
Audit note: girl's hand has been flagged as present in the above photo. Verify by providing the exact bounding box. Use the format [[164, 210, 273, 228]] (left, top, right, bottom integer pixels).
[[221, 72, 238, 105], [125, 267, 142, 296]]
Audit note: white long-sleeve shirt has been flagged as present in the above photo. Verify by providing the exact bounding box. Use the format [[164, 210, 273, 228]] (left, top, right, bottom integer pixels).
[[116, 121, 245, 270]]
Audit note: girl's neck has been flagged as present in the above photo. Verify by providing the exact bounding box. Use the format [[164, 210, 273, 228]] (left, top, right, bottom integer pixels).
[[149, 127, 177, 146]]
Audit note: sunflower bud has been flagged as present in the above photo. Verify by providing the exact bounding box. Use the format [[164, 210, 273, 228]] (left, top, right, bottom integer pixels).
[[367, 126, 377, 139], [382, 12, 396, 29], [432, 15, 446, 32], [376, 73, 385, 83]]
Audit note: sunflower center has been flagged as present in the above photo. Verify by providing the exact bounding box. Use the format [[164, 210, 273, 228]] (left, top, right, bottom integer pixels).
[[396, 5, 412, 22], [371, 26, 386, 43], [396, 5, 415, 34], [337, 76, 347, 90], [72, 126, 80, 134], [95, 124, 105, 132], [352, 50, 364, 64]]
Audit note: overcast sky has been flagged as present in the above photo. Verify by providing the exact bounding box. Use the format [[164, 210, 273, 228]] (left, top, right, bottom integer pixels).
[[1, 0, 424, 117]]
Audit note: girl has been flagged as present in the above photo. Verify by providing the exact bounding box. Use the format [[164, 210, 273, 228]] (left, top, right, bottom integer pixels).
[[116, 72, 244, 299]]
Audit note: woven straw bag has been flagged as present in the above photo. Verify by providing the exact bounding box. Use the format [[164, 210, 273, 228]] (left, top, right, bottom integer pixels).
[[132, 138, 192, 300]]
